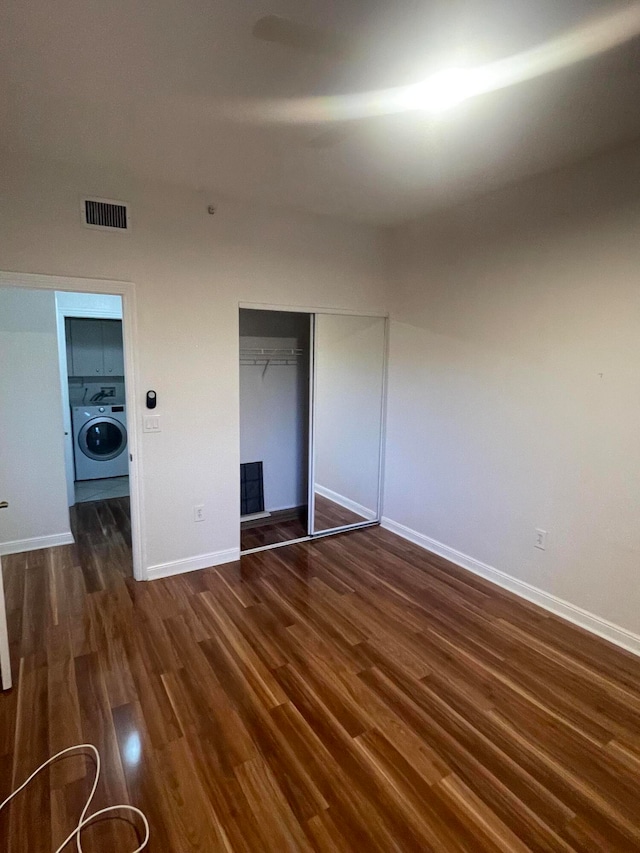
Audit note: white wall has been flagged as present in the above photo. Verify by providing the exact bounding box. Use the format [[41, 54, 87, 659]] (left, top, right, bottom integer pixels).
[[314, 314, 386, 519], [240, 312, 310, 512], [384, 143, 640, 639], [0, 154, 389, 574], [0, 287, 71, 553]]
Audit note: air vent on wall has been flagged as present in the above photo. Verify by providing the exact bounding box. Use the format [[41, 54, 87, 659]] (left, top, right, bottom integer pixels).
[[82, 197, 130, 232]]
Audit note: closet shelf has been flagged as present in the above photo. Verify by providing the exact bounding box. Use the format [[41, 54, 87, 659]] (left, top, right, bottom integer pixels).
[[240, 347, 303, 366]]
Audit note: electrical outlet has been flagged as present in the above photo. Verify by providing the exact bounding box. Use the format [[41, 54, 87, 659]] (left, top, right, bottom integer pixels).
[[101, 386, 116, 397], [194, 505, 205, 522], [534, 528, 547, 550]]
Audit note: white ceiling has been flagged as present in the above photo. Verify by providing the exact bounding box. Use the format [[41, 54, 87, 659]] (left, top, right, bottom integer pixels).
[[2, 0, 639, 224]]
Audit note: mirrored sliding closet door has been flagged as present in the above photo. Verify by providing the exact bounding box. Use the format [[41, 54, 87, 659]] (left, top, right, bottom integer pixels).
[[239, 307, 387, 554], [311, 313, 387, 535]]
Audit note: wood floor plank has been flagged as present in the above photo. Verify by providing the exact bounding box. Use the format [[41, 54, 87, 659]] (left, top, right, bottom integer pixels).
[[156, 736, 234, 852], [8, 659, 50, 853], [234, 755, 315, 852], [2, 501, 640, 850], [352, 728, 482, 853]]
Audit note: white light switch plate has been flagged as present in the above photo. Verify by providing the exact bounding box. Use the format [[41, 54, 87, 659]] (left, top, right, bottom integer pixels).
[[534, 528, 547, 550], [143, 415, 161, 433]]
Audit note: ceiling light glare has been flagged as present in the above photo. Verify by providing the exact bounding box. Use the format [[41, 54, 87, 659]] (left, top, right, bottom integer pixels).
[[399, 68, 476, 114], [205, 1, 640, 126]]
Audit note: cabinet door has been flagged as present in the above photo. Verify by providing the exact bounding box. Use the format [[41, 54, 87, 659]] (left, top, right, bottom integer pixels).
[[69, 318, 104, 376], [102, 320, 124, 376], [65, 320, 73, 375]]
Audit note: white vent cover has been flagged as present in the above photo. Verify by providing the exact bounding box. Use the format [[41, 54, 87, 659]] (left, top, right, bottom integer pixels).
[[81, 197, 130, 232]]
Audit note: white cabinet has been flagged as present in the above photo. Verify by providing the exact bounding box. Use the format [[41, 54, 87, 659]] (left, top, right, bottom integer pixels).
[[68, 318, 104, 376], [102, 320, 124, 375], [67, 318, 124, 377]]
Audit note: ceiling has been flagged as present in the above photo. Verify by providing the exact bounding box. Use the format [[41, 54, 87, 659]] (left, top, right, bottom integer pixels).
[[1, 0, 639, 224]]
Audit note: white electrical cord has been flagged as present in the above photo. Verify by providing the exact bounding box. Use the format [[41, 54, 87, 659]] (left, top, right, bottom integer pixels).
[[0, 744, 150, 852]]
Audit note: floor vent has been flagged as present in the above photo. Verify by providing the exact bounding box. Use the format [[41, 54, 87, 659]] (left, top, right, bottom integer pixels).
[[241, 462, 265, 517], [82, 198, 130, 231]]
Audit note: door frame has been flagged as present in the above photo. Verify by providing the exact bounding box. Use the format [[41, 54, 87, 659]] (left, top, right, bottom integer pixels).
[[0, 270, 146, 581], [0, 554, 11, 690]]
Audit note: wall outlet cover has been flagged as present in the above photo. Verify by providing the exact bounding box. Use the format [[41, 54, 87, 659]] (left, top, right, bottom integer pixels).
[[534, 528, 547, 550]]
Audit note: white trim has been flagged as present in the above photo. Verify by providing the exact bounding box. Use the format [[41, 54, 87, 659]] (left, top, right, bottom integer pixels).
[[0, 271, 130, 294], [0, 270, 146, 581], [381, 517, 640, 658], [241, 511, 271, 522], [315, 484, 377, 521], [312, 521, 378, 539], [377, 316, 389, 521], [239, 301, 388, 318], [146, 547, 240, 581], [308, 312, 316, 536], [241, 537, 311, 556], [55, 302, 77, 506], [0, 532, 74, 557], [0, 556, 11, 690], [59, 306, 122, 319]]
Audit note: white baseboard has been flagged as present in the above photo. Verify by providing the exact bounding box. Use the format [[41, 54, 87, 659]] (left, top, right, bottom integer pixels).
[[241, 511, 271, 522], [0, 531, 75, 557], [381, 516, 640, 659], [315, 485, 377, 521], [146, 547, 240, 581]]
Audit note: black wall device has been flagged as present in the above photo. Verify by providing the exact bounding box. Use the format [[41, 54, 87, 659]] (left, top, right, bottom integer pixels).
[[146, 390, 157, 409]]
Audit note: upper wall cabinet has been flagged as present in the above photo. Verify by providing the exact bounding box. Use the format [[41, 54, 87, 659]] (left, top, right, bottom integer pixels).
[[101, 319, 125, 375], [67, 318, 124, 377]]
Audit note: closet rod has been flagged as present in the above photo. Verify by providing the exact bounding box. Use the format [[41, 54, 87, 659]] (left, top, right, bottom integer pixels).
[[239, 347, 303, 358], [239, 347, 303, 371]]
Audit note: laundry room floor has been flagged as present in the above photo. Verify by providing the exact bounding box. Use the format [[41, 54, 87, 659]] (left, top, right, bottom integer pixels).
[[74, 475, 129, 504]]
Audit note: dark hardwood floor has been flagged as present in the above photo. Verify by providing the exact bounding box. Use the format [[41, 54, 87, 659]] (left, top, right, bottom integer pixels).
[[241, 508, 308, 552], [241, 496, 371, 552], [70, 495, 132, 582], [313, 494, 370, 530], [3, 499, 640, 851]]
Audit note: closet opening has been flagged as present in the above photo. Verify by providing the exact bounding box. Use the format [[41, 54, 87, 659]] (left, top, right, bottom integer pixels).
[[239, 305, 388, 556], [239, 309, 312, 553]]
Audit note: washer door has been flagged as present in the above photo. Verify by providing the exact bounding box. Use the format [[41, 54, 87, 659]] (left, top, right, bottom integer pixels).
[[78, 417, 127, 461]]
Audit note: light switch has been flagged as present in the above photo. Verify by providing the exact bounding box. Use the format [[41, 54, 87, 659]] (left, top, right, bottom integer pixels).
[[143, 415, 161, 433]]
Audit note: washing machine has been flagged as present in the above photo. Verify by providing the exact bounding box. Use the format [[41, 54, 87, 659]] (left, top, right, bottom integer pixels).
[[72, 404, 128, 480]]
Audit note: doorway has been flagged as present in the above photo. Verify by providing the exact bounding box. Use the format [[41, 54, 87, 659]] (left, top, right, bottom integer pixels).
[[239, 309, 312, 552], [0, 271, 142, 580], [58, 296, 128, 505], [59, 294, 132, 578]]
